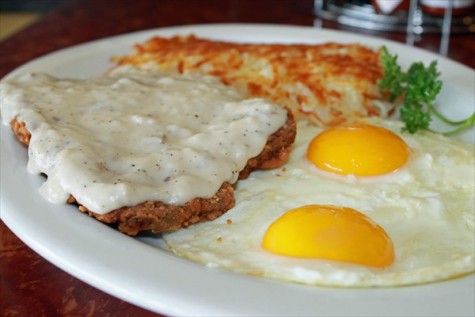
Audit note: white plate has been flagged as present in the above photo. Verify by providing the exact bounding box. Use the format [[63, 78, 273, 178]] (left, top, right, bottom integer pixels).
[[1, 24, 474, 317]]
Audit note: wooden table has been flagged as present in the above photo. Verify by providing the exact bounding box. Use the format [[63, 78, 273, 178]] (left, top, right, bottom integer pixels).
[[1, 0, 474, 316]]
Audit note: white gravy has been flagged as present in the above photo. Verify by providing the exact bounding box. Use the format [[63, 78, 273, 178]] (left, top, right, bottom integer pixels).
[[0, 70, 287, 214]]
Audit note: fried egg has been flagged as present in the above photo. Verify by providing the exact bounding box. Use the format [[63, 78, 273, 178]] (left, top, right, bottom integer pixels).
[[163, 119, 475, 287]]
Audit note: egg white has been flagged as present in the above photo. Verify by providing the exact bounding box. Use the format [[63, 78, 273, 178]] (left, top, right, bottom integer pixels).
[[164, 119, 475, 287]]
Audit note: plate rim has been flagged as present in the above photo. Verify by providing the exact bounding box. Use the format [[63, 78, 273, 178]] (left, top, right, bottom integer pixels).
[[1, 23, 474, 317]]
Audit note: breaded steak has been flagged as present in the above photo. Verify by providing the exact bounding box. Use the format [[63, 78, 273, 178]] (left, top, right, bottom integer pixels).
[[113, 35, 395, 125], [9, 110, 296, 235]]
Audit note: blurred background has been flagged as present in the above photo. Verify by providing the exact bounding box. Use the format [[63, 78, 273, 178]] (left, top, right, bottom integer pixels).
[[1, 0, 474, 41], [0, 0, 474, 59], [0, 0, 73, 40], [314, 0, 475, 56], [315, 0, 475, 33]]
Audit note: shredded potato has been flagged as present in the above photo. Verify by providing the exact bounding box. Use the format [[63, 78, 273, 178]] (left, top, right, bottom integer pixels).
[[113, 35, 394, 125]]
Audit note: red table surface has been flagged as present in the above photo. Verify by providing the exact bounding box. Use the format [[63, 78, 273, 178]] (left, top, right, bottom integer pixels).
[[1, 0, 474, 316]]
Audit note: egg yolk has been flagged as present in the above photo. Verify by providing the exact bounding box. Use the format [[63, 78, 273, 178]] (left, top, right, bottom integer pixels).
[[306, 124, 410, 176], [262, 205, 395, 268]]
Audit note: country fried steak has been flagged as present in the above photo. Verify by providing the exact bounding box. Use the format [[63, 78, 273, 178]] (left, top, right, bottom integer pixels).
[[10, 110, 296, 235]]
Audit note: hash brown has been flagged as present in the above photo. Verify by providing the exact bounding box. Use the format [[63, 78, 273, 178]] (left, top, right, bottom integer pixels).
[[113, 35, 394, 125]]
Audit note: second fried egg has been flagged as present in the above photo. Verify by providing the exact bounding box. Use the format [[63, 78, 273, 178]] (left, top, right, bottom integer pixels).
[[164, 119, 475, 287]]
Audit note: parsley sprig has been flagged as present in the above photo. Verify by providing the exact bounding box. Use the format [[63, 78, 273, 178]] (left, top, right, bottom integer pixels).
[[378, 46, 475, 136]]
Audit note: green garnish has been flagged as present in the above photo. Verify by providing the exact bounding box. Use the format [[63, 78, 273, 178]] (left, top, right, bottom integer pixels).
[[378, 46, 475, 136]]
